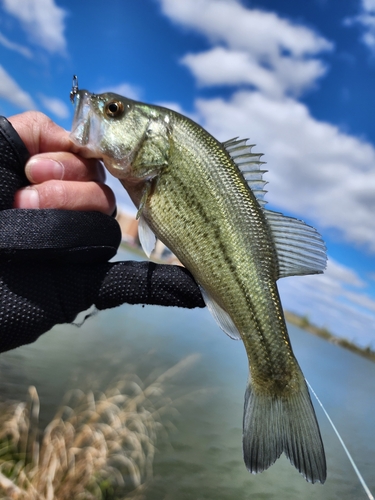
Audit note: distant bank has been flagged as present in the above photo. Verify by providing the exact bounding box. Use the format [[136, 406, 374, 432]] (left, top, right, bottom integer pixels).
[[117, 213, 375, 364], [285, 310, 375, 363]]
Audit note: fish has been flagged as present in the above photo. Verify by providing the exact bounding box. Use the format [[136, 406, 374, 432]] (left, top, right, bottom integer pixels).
[[70, 84, 327, 483]]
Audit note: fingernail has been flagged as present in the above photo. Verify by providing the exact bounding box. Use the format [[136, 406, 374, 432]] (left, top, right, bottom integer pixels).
[[26, 158, 64, 182], [16, 188, 39, 208]]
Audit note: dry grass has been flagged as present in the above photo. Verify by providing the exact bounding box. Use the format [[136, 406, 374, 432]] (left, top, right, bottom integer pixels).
[[0, 354, 199, 500]]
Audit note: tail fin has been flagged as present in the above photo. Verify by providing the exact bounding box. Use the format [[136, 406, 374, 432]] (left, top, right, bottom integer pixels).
[[243, 378, 326, 483]]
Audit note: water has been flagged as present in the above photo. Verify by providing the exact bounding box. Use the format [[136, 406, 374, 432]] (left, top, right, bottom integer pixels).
[[0, 248, 374, 499]]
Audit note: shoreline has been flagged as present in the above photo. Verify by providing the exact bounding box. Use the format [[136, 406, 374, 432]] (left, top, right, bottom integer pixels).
[[284, 310, 375, 363], [119, 241, 375, 364]]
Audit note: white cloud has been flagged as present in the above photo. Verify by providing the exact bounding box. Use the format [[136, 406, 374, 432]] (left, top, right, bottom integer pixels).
[[194, 90, 375, 252], [161, 0, 332, 99], [156, 0, 375, 346], [278, 259, 375, 348], [96, 82, 141, 101], [159, 0, 332, 56], [1, 0, 67, 54], [0, 31, 32, 58], [39, 94, 70, 119], [324, 259, 366, 288], [181, 47, 328, 99], [344, 0, 375, 52], [159, 0, 375, 251], [0, 65, 35, 109]]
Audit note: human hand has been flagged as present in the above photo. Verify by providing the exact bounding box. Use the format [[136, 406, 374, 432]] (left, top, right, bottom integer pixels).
[[9, 111, 115, 215], [0, 112, 204, 353]]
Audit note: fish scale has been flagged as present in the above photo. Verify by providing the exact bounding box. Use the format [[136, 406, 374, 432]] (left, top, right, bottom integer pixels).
[[70, 86, 327, 483], [154, 124, 290, 374]]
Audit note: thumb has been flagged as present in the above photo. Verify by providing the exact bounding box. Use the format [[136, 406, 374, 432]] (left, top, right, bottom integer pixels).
[[8, 111, 72, 156]]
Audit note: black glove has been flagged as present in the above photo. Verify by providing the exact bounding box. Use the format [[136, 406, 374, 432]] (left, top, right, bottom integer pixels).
[[0, 117, 204, 353]]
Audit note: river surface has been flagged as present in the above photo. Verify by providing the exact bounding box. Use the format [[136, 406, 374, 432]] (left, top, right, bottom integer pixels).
[[0, 248, 374, 499]]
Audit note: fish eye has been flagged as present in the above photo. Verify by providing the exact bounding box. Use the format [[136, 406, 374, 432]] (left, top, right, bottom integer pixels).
[[105, 100, 125, 118]]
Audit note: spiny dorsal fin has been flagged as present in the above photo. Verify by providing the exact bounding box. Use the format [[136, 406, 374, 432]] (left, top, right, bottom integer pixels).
[[264, 209, 327, 279], [223, 138, 327, 278], [223, 137, 268, 207]]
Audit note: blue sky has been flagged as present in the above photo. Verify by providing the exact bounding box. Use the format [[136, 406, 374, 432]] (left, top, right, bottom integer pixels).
[[1, 0, 375, 348]]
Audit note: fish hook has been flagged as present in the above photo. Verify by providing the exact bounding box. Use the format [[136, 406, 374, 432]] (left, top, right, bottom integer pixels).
[[70, 75, 79, 103]]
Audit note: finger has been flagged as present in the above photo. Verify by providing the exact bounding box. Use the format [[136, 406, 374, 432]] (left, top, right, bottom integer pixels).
[[8, 111, 73, 155], [14, 180, 116, 215], [25, 153, 106, 184]]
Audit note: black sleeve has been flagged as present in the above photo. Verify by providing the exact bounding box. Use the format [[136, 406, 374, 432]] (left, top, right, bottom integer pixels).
[[0, 116, 30, 209], [0, 117, 204, 353]]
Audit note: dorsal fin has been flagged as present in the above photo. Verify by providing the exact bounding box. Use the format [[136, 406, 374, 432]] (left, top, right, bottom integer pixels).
[[223, 137, 268, 207], [264, 209, 327, 279], [223, 138, 327, 279]]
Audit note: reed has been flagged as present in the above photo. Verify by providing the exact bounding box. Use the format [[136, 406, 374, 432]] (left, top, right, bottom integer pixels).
[[0, 354, 199, 500]]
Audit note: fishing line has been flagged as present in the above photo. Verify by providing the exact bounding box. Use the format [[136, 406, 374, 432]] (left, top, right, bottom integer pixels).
[[306, 379, 374, 500]]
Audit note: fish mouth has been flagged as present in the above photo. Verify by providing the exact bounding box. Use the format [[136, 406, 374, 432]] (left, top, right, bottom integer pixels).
[[70, 90, 101, 158]]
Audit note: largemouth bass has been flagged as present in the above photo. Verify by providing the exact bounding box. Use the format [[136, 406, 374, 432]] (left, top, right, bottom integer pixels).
[[70, 83, 327, 483]]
